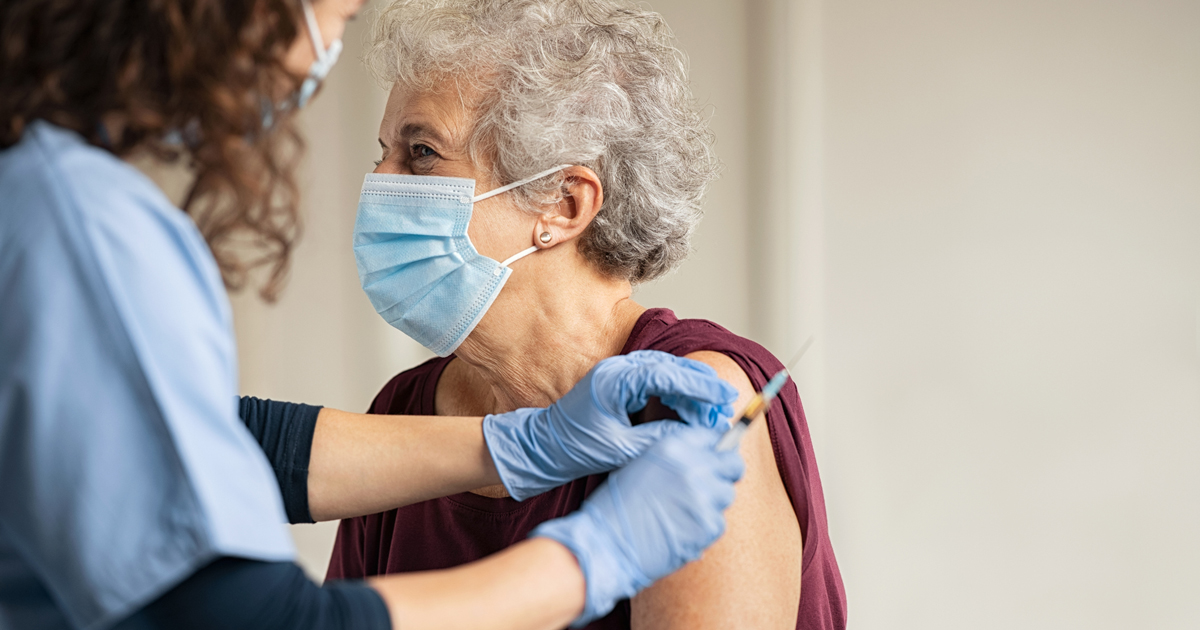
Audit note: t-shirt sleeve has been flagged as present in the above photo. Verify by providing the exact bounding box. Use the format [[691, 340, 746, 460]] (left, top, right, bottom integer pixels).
[[326, 518, 369, 581], [0, 124, 294, 630]]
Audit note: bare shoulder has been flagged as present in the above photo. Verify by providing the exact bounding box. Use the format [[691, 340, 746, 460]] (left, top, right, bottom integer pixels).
[[630, 350, 803, 630], [683, 351, 757, 414]]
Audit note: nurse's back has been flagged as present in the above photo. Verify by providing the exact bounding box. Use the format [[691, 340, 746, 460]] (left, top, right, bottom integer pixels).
[[0, 122, 292, 630]]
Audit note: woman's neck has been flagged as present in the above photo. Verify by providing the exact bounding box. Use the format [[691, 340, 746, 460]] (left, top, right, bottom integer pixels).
[[453, 263, 646, 412]]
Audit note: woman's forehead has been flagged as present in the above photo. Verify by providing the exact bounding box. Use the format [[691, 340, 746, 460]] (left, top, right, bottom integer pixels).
[[381, 82, 476, 145]]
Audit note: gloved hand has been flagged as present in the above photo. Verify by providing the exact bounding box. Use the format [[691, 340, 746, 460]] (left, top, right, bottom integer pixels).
[[483, 350, 737, 501], [531, 426, 745, 627]]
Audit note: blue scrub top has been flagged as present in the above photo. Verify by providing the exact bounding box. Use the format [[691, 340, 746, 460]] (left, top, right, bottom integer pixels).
[[0, 122, 294, 630]]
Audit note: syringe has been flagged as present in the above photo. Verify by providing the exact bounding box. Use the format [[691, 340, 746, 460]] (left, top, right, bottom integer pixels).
[[715, 336, 813, 451]]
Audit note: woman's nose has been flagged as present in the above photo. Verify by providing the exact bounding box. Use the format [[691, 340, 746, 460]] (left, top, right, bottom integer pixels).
[[373, 157, 412, 175]]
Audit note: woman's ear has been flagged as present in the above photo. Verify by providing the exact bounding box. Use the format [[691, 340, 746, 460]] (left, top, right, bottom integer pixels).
[[532, 166, 603, 248]]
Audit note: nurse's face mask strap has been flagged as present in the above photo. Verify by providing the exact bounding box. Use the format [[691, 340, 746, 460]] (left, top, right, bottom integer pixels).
[[296, 0, 344, 109]]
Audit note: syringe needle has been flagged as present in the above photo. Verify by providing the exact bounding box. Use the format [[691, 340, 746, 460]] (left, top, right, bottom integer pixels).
[[716, 336, 815, 451], [784, 336, 815, 373]]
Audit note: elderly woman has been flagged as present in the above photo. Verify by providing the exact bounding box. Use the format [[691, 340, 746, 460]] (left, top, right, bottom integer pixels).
[[330, 1, 846, 629]]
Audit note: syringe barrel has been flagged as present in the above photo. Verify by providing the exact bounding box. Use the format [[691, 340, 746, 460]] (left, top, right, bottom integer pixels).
[[716, 420, 749, 451]]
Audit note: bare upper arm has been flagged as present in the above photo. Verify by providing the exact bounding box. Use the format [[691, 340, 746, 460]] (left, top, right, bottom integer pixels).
[[631, 351, 802, 630]]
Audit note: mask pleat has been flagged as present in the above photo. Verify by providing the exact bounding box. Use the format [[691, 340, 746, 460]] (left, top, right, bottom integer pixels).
[[353, 168, 566, 356]]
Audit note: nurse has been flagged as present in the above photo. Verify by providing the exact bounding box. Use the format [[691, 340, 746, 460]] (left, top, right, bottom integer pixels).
[[0, 1, 745, 630]]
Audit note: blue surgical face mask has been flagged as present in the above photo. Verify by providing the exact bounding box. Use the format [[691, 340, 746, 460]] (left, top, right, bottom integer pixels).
[[295, 0, 343, 109], [169, 2, 341, 139], [354, 165, 572, 356], [263, 0, 342, 128]]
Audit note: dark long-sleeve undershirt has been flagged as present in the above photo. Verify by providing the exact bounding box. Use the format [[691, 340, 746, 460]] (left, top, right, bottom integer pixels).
[[238, 396, 323, 524], [110, 398, 392, 629], [112, 558, 391, 630]]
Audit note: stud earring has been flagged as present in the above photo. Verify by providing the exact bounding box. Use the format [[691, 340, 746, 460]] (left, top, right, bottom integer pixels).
[[539, 231, 553, 244]]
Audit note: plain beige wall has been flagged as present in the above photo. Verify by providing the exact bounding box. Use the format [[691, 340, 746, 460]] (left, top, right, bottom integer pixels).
[[820, 1, 1200, 628], [231, 0, 1200, 626]]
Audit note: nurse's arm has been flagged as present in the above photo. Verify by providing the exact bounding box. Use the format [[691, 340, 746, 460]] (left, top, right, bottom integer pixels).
[[238, 396, 501, 522], [125, 536, 586, 630], [306, 407, 500, 521], [369, 537, 585, 630]]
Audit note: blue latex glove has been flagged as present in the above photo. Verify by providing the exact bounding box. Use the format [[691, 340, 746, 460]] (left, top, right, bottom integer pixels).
[[532, 426, 745, 627], [483, 350, 738, 501]]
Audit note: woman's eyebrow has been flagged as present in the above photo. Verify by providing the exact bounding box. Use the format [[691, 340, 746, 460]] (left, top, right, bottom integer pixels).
[[398, 122, 448, 146]]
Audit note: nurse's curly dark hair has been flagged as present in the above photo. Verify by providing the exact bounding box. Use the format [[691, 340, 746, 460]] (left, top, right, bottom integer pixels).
[[0, 0, 307, 300]]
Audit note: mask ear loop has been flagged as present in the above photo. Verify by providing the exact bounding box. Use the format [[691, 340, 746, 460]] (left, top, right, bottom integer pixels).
[[302, 0, 328, 60], [496, 246, 540, 274], [476, 164, 574, 275], [472, 164, 574, 203]]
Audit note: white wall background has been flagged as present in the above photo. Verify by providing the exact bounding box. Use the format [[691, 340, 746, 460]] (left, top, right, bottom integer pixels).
[[231, 1, 1200, 627], [819, 1, 1200, 628]]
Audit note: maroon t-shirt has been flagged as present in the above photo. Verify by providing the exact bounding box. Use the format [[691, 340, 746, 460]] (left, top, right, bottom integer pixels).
[[327, 308, 847, 629]]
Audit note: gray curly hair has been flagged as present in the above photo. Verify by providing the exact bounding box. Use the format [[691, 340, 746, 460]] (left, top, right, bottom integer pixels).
[[366, 0, 718, 283]]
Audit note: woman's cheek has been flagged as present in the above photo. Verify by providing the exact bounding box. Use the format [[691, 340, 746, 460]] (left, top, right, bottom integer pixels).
[[468, 201, 532, 260]]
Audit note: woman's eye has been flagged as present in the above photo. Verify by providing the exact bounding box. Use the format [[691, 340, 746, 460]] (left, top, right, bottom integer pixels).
[[373, 159, 383, 167], [411, 143, 437, 159]]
